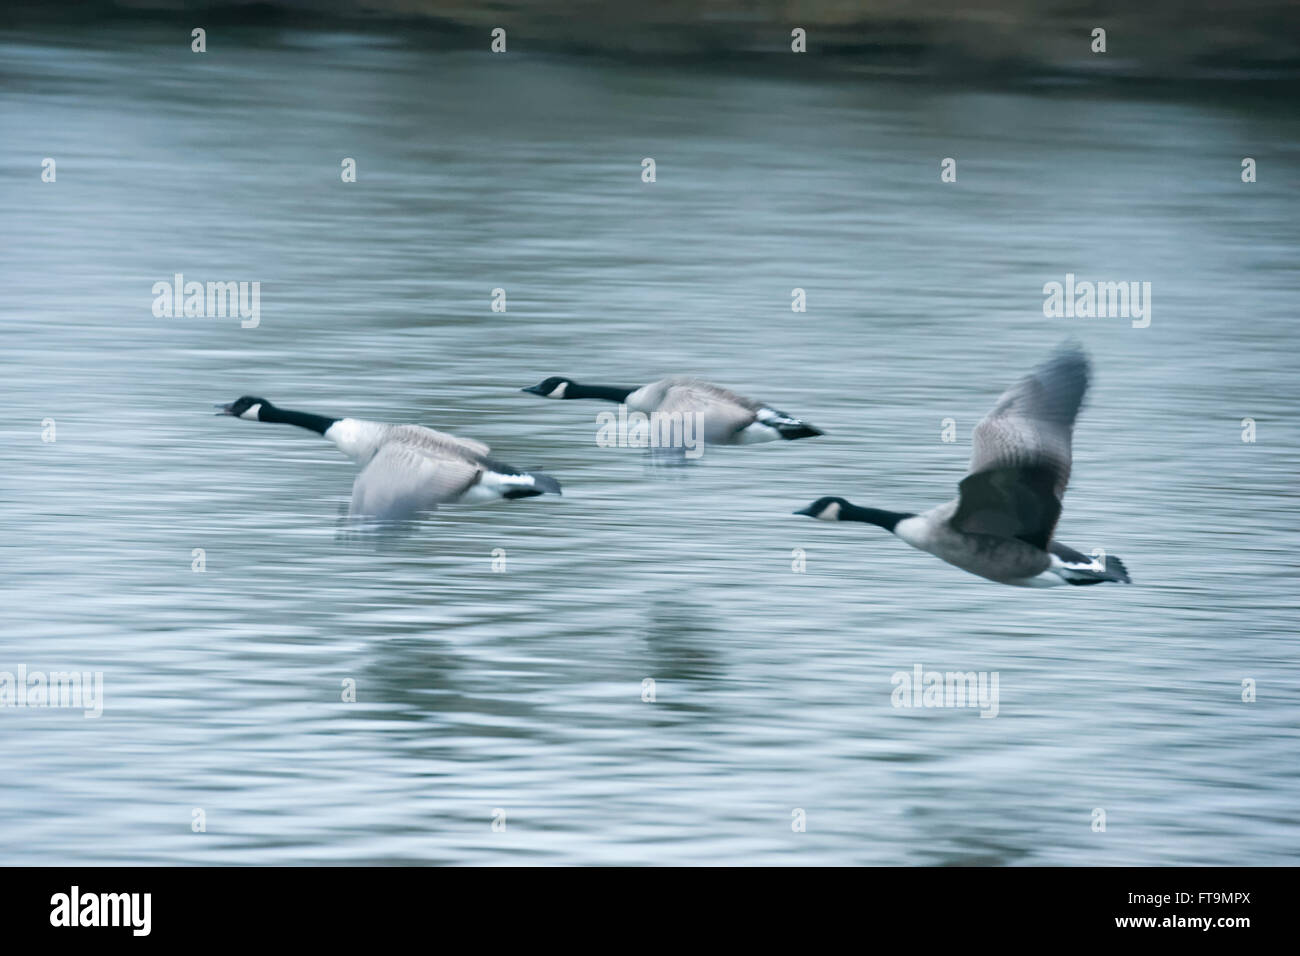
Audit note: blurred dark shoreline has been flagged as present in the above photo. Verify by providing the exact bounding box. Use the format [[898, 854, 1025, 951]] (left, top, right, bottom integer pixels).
[[10, 0, 1300, 86]]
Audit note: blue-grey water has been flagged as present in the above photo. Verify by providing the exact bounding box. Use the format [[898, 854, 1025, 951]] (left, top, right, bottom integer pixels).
[[2, 25, 1298, 865]]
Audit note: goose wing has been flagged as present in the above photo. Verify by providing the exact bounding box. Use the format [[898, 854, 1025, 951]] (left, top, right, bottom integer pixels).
[[386, 423, 491, 459], [951, 343, 1090, 550], [657, 379, 760, 442], [349, 438, 482, 519]]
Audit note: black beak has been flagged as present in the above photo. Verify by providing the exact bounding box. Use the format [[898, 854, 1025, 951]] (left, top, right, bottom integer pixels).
[[214, 402, 236, 416], [521, 385, 545, 395], [793, 505, 817, 517]]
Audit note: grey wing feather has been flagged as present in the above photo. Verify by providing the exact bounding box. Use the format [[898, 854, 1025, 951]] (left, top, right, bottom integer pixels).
[[657, 379, 759, 443], [350, 440, 482, 519], [666, 378, 763, 412], [968, 343, 1090, 499], [953, 343, 1090, 549], [952, 464, 1062, 551], [386, 424, 490, 459]]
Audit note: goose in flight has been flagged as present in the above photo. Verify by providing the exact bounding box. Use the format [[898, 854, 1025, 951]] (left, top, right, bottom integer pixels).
[[795, 342, 1131, 586], [216, 396, 561, 519], [521, 376, 823, 445]]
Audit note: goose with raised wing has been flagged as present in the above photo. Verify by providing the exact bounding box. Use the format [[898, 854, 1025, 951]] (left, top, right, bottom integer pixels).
[[795, 342, 1131, 586], [216, 397, 561, 519], [521, 376, 823, 444]]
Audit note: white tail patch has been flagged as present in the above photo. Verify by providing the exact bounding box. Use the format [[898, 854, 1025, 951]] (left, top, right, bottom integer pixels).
[[459, 470, 537, 503], [736, 421, 782, 444], [1048, 551, 1128, 585], [1050, 553, 1100, 577]]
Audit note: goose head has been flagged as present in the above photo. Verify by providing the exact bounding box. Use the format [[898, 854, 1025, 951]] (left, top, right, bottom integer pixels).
[[794, 496, 852, 521], [216, 395, 271, 420], [521, 376, 575, 399], [795, 497, 914, 532]]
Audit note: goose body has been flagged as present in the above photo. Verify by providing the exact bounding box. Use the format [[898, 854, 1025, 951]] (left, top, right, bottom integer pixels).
[[521, 376, 823, 445], [216, 397, 560, 519], [795, 343, 1131, 587]]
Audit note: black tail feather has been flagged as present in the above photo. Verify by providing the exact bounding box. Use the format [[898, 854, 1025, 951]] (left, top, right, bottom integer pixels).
[[502, 487, 544, 500], [774, 422, 823, 440], [529, 472, 562, 495]]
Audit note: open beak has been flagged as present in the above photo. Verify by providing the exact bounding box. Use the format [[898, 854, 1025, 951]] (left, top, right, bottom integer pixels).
[[214, 402, 236, 416], [520, 385, 545, 395]]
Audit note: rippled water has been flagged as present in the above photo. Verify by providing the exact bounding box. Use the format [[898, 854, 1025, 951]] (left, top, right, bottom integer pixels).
[[2, 25, 1298, 865]]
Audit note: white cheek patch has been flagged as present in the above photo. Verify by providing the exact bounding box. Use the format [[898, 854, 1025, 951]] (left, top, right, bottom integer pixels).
[[549, 382, 568, 399], [819, 501, 841, 521], [240, 404, 262, 421]]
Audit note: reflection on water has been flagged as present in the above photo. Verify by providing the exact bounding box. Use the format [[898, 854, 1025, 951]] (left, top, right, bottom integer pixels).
[[1, 23, 1298, 865]]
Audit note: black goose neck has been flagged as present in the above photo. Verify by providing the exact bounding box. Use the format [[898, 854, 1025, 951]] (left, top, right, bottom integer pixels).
[[842, 505, 913, 532], [260, 405, 338, 435], [567, 383, 635, 402]]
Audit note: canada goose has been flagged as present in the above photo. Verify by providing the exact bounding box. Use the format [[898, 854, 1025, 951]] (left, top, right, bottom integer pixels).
[[215, 396, 560, 519], [521, 376, 823, 444], [795, 342, 1131, 587]]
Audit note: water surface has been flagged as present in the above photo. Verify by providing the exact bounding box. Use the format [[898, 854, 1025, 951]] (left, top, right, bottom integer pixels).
[[1, 26, 1298, 864]]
